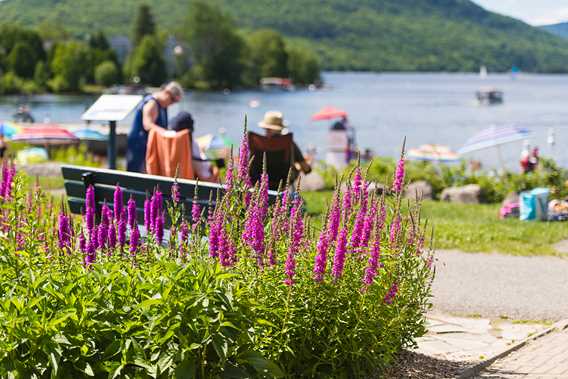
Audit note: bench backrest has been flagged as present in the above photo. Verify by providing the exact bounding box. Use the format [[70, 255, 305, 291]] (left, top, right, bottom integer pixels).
[[61, 165, 281, 227]]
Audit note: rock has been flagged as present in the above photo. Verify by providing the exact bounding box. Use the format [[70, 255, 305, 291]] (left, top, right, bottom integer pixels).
[[299, 171, 325, 191], [440, 184, 481, 204], [405, 181, 433, 200]]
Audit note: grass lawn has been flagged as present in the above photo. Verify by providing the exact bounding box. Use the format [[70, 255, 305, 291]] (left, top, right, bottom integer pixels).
[[303, 191, 568, 256]]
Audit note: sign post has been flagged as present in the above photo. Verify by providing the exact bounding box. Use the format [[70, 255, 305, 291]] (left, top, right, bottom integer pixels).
[[81, 95, 142, 169]]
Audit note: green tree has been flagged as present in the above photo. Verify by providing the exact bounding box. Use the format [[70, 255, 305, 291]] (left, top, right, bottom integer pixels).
[[125, 35, 166, 86], [287, 46, 321, 85], [88, 31, 110, 51], [183, 1, 245, 89], [132, 4, 156, 47], [0, 25, 45, 77], [7, 42, 37, 78], [95, 60, 120, 86], [49, 41, 91, 92], [247, 29, 289, 83], [33, 61, 50, 88]]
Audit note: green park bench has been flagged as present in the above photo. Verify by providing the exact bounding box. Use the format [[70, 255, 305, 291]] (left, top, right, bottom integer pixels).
[[61, 165, 281, 227]]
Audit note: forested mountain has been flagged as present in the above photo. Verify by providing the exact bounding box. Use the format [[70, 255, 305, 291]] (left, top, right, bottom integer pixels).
[[2, 0, 568, 72], [541, 23, 568, 39]]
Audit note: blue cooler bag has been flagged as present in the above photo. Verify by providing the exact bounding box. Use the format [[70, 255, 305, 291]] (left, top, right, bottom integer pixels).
[[520, 188, 549, 221]]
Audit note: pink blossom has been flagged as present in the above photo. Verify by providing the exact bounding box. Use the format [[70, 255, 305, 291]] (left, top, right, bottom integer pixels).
[[332, 226, 348, 280]]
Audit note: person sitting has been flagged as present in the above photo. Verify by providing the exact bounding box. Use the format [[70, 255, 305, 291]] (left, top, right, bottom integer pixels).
[[249, 111, 311, 191], [169, 111, 219, 183], [13, 105, 35, 123], [127, 81, 183, 172]]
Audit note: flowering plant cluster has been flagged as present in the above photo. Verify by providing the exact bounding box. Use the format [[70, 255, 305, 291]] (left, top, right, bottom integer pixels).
[[0, 133, 433, 377]]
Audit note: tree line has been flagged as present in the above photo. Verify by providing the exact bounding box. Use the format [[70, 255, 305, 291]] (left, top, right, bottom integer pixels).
[[0, 1, 321, 94]]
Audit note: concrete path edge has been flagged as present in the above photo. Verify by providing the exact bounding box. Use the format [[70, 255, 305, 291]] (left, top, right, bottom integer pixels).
[[458, 319, 568, 379]]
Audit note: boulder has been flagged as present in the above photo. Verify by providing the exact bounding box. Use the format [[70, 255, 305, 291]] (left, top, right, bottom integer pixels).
[[404, 181, 433, 200], [440, 184, 481, 204]]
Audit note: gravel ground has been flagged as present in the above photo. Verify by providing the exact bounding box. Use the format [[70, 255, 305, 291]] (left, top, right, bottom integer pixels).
[[384, 351, 470, 378], [432, 250, 568, 321]]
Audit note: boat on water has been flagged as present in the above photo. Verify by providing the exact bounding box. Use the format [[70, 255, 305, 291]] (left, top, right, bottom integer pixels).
[[479, 65, 488, 79], [260, 77, 295, 91], [476, 87, 503, 105]]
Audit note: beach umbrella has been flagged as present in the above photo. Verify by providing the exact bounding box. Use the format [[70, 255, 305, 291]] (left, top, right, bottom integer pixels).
[[458, 126, 531, 155], [407, 144, 460, 163], [0, 122, 21, 139], [11, 124, 79, 145], [196, 131, 235, 159], [73, 128, 107, 141], [311, 106, 348, 121]]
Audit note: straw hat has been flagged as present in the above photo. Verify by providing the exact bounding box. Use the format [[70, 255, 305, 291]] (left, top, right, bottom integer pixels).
[[258, 111, 287, 131]]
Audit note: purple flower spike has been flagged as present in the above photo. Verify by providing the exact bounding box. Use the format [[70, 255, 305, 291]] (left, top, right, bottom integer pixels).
[[85, 236, 97, 267], [284, 247, 296, 286], [208, 213, 222, 258], [332, 226, 348, 280], [180, 222, 189, 246], [237, 132, 250, 184], [360, 201, 377, 249], [192, 200, 201, 225], [108, 223, 117, 250], [350, 196, 367, 250], [392, 157, 405, 194], [85, 185, 96, 233], [362, 236, 381, 290], [97, 223, 107, 250], [155, 212, 164, 245], [219, 228, 236, 267], [384, 282, 399, 304], [144, 197, 151, 231], [79, 231, 87, 253], [118, 211, 127, 247], [389, 214, 401, 245], [171, 183, 181, 204], [127, 196, 136, 230], [113, 185, 123, 221], [58, 211, 71, 251], [342, 189, 352, 221], [129, 226, 140, 255], [225, 162, 234, 192], [353, 167, 362, 199], [313, 230, 330, 282]]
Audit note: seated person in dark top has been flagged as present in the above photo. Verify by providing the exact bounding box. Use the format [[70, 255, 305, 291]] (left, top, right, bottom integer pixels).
[[256, 111, 311, 188], [169, 111, 219, 182]]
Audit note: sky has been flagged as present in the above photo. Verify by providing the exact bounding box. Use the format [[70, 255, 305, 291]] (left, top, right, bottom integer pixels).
[[473, 0, 568, 26]]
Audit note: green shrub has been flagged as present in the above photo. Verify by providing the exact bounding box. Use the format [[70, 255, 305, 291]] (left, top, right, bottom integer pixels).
[[0, 137, 433, 377], [94, 60, 120, 87]]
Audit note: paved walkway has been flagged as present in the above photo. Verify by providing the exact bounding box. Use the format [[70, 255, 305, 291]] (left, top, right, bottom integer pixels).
[[478, 325, 568, 378], [432, 250, 568, 320]]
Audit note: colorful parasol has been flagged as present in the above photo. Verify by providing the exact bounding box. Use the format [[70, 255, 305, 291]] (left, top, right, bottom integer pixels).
[[0, 122, 22, 139], [11, 124, 79, 145], [407, 144, 460, 163], [72, 128, 107, 141], [311, 106, 348, 121]]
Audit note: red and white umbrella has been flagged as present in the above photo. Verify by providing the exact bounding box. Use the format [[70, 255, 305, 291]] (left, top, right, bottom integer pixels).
[[311, 106, 348, 121]]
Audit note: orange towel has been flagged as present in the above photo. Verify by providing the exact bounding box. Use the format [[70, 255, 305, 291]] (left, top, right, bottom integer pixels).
[[146, 128, 194, 179]]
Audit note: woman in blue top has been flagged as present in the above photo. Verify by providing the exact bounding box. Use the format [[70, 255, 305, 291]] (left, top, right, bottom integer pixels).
[[126, 81, 184, 172]]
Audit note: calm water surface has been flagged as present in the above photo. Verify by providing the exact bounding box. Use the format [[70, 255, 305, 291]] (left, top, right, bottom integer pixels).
[[2, 72, 568, 169]]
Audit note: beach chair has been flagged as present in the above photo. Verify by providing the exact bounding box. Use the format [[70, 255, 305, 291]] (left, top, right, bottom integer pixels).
[[248, 131, 293, 191]]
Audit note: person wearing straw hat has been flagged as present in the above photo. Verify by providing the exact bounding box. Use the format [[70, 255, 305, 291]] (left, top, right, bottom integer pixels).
[[127, 81, 184, 172], [257, 111, 312, 181]]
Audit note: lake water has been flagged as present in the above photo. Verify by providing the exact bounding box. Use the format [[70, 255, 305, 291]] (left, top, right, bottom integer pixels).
[[2, 72, 568, 169]]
